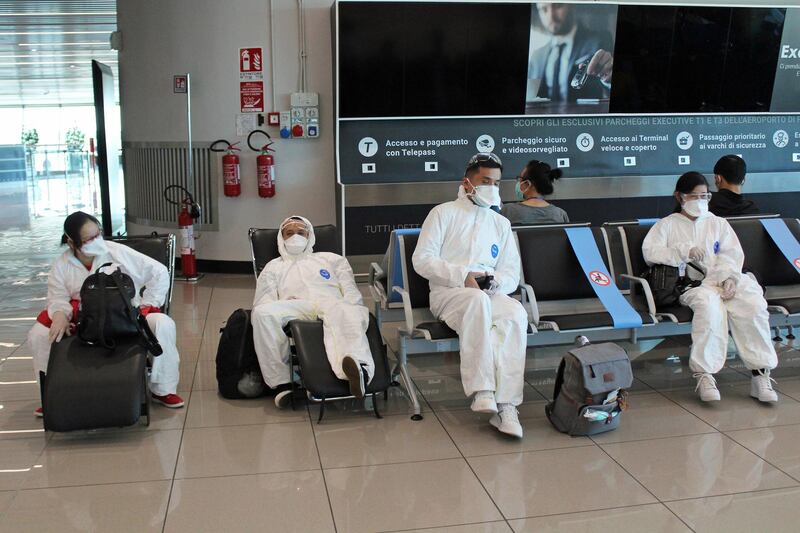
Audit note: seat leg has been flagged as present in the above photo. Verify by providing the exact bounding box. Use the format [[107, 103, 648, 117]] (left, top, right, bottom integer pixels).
[[142, 371, 151, 427], [394, 338, 423, 421], [773, 327, 783, 342], [787, 326, 795, 340], [372, 392, 383, 419], [39, 371, 47, 432], [317, 396, 326, 424]]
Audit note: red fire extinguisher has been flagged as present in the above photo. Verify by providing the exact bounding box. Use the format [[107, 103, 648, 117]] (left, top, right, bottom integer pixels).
[[164, 185, 202, 279], [211, 140, 241, 197], [257, 143, 276, 198], [249, 130, 276, 198]]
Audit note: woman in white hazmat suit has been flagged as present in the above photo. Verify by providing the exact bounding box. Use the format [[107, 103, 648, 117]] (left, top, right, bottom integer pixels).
[[251, 216, 374, 407], [642, 172, 778, 403], [413, 153, 529, 439], [26, 211, 183, 417]]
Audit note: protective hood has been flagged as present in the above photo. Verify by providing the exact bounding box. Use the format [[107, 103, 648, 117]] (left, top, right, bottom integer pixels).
[[277, 215, 316, 260]]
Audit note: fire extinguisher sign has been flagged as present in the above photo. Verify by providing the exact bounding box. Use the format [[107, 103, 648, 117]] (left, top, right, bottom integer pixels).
[[239, 46, 265, 112]]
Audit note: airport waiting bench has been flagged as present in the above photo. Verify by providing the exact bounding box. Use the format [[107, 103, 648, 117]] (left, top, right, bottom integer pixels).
[[374, 216, 800, 419], [386, 224, 654, 418], [616, 216, 800, 339]]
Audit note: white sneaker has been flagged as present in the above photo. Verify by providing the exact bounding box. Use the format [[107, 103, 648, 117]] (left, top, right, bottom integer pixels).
[[470, 390, 498, 414], [751, 370, 778, 403], [489, 404, 523, 438], [694, 373, 721, 402]]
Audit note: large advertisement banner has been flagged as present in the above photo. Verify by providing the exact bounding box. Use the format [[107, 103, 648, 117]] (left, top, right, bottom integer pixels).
[[339, 115, 800, 184], [771, 9, 800, 112], [527, 3, 618, 115]]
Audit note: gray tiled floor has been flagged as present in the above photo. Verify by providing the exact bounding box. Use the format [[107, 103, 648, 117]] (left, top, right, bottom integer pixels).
[[3, 217, 800, 532]]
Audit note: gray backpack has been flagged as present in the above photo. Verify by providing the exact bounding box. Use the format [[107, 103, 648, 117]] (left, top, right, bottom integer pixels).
[[545, 338, 633, 436]]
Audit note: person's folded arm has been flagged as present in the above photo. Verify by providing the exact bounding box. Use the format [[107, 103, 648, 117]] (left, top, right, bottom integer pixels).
[[412, 208, 469, 288], [642, 221, 692, 267], [491, 227, 521, 295], [253, 263, 279, 307], [333, 255, 364, 306], [706, 220, 745, 286]]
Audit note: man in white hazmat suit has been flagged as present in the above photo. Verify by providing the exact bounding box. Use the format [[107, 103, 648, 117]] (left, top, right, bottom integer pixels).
[[27, 211, 183, 417], [252, 216, 374, 407], [642, 171, 778, 403], [413, 153, 529, 438]]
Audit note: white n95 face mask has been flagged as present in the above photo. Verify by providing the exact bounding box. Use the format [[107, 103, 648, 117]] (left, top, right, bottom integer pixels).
[[284, 234, 308, 255], [470, 185, 501, 208], [683, 199, 709, 218], [80, 236, 108, 257]]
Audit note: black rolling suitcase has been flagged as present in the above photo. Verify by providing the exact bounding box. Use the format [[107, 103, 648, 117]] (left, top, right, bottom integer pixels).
[[43, 336, 150, 431], [216, 309, 269, 399]]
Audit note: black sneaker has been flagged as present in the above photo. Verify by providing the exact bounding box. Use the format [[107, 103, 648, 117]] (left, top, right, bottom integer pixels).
[[273, 383, 293, 409], [342, 356, 365, 399]]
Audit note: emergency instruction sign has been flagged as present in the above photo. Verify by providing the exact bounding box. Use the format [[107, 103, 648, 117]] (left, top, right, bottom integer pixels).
[[239, 46, 265, 112], [240, 81, 264, 113]]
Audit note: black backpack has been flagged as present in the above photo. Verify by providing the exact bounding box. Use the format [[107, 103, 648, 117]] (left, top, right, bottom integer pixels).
[[77, 263, 163, 356], [216, 309, 268, 399]]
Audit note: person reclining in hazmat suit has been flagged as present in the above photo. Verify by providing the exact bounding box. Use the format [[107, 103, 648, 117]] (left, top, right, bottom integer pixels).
[[252, 216, 375, 407]]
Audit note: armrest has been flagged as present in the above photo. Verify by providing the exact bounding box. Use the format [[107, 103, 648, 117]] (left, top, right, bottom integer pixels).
[[368, 262, 388, 305], [369, 262, 385, 285], [521, 283, 540, 325], [392, 286, 415, 335], [620, 274, 656, 316]]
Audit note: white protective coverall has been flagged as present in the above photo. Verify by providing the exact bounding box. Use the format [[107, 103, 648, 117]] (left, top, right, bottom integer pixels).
[[251, 216, 374, 388], [642, 212, 777, 374], [26, 241, 180, 396], [412, 187, 528, 405]]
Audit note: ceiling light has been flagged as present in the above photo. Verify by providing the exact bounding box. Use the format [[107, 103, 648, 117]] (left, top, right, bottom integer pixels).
[[1, 31, 110, 36], [2, 12, 116, 16], [19, 42, 108, 47], [0, 52, 116, 58], [0, 60, 117, 66]]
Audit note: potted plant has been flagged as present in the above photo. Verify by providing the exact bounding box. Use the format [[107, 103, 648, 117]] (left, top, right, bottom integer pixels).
[[21, 128, 38, 176], [21, 128, 39, 152], [65, 127, 86, 172]]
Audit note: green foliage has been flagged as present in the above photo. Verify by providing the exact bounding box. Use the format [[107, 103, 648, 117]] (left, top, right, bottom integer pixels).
[[21, 128, 39, 150], [65, 127, 85, 151]]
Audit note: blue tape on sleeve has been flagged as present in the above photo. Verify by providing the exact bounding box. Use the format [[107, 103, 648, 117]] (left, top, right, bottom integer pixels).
[[388, 228, 423, 303], [760, 219, 800, 275], [564, 227, 643, 328], [637, 218, 659, 226]]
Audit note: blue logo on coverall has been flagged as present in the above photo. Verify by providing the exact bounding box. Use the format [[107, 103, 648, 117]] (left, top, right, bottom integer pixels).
[[491, 244, 499, 258], [713, 241, 720, 254], [320, 269, 331, 279]]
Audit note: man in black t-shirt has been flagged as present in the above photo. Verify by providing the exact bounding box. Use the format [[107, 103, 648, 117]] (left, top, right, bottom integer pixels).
[[708, 155, 759, 217]]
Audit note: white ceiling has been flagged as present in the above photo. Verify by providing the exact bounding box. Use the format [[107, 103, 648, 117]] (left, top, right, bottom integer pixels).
[[0, 0, 117, 107]]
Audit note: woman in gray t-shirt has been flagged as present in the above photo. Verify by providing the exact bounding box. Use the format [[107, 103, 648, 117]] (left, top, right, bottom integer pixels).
[[501, 160, 569, 225]]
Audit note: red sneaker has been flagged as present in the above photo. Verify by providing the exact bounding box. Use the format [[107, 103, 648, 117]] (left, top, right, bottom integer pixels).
[[151, 393, 184, 408], [34, 407, 43, 418]]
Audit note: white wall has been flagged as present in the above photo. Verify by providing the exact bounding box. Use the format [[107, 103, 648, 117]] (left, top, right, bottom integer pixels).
[[118, 0, 335, 262]]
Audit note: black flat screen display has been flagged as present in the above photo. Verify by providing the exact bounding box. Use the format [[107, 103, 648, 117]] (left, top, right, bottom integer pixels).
[[337, 2, 793, 116], [610, 6, 786, 113], [338, 2, 530, 117]]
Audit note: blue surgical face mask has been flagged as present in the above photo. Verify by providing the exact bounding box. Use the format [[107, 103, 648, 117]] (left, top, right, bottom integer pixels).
[[515, 181, 530, 201]]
